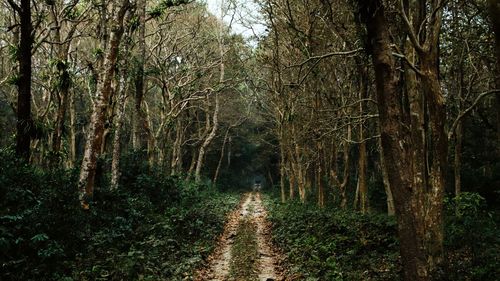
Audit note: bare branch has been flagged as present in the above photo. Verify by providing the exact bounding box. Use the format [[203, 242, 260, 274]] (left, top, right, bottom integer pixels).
[[392, 52, 424, 76], [448, 89, 500, 140], [6, 0, 21, 13], [286, 48, 363, 68], [398, 0, 425, 53]]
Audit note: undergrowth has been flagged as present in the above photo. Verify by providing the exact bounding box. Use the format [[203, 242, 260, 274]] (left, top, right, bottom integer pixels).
[[265, 197, 400, 281], [265, 192, 499, 281], [0, 149, 239, 281], [444, 192, 500, 280]]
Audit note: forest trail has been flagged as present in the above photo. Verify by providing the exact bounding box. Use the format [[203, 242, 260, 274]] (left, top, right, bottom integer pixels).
[[195, 192, 285, 281]]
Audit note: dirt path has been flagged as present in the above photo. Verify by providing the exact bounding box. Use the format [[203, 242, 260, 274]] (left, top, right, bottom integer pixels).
[[195, 192, 284, 281]]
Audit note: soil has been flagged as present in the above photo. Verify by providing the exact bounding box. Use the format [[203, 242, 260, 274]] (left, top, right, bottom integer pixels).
[[195, 192, 286, 281]]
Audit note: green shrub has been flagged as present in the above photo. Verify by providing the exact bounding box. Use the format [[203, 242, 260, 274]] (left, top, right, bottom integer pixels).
[[266, 191, 499, 281], [444, 192, 500, 280], [265, 197, 401, 280], [0, 149, 83, 280], [0, 148, 239, 281]]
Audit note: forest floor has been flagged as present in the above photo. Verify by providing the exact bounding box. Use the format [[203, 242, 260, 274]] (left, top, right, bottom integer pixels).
[[195, 192, 286, 281]]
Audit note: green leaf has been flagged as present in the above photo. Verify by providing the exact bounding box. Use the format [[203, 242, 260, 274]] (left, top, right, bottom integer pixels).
[[31, 233, 49, 243]]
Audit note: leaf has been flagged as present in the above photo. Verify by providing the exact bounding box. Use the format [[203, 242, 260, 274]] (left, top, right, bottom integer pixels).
[[31, 233, 49, 243]]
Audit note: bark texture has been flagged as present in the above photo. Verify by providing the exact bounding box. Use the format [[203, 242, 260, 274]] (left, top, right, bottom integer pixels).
[[358, 0, 446, 279], [14, 0, 33, 161], [132, 0, 154, 163], [79, 0, 130, 208]]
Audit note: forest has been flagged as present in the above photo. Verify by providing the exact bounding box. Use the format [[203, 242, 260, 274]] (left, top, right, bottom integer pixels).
[[0, 0, 499, 280]]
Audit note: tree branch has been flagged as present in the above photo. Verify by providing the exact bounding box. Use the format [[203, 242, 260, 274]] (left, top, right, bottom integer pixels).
[[399, 0, 425, 53], [6, 0, 21, 13], [448, 89, 500, 140], [286, 48, 363, 68], [392, 52, 424, 76]]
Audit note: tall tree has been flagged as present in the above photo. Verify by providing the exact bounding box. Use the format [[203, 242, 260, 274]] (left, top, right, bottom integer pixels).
[[357, 0, 447, 279], [194, 0, 225, 183], [79, 0, 130, 208], [132, 0, 153, 162], [7, 0, 32, 161], [489, 0, 500, 152], [48, 0, 87, 165]]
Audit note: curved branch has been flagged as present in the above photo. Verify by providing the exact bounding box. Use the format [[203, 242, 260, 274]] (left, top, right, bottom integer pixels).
[[286, 48, 363, 68], [448, 89, 500, 140], [399, 0, 425, 53]]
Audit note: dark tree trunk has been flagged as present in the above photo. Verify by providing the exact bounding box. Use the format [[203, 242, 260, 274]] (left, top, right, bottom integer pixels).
[[133, 0, 153, 161], [488, 0, 500, 152], [15, 0, 33, 161]]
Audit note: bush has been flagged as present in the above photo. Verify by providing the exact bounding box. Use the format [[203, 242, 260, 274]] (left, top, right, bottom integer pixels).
[[0, 149, 239, 281], [266, 191, 499, 281], [265, 196, 401, 280], [444, 192, 500, 280], [0, 149, 82, 280]]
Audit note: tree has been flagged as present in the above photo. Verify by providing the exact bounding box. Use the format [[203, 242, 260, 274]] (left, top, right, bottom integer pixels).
[[132, 0, 154, 164], [7, 0, 32, 161], [79, 0, 130, 208], [357, 0, 447, 279], [488, 0, 500, 154]]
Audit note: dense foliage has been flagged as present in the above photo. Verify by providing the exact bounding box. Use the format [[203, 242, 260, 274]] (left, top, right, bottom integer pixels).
[[266, 196, 401, 280], [266, 192, 499, 281], [444, 193, 500, 280], [0, 149, 239, 281]]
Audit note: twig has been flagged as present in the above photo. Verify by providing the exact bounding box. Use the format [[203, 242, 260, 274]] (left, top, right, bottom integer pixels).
[[448, 89, 500, 140], [286, 48, 363, 68]]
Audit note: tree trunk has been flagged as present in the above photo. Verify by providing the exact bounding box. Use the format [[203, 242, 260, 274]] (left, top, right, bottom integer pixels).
[[171, 118, 184, 175], [279, 126, 287, 203], [317, 141, 324, 207], [359, 1, 446, 279], [110, 84, 128, 189], [14, 0, 33, 161], [213, 128, 230, 184], [68, 86, 76, 168], [133, 0, 153, 162], [420, 54, 447, 275], [110, 39, 131, 190], [357, 64, 369, 213], [194, 92, 220, 183], [331, 124, 350, 209], [488, 0, 500, 154], [186, 147, 198, 181], [294, 142, 306, 202], [50, 5, 77, 162], [110, 79, 128, 190], [358, 138, 368, 213], [51, 64, 70, 158], [379, 136, 395, 216], [78, 0, 129, 209], [288, 161, 295, 201], [194, 18, 224, 182], [454, 122, 462, 196]]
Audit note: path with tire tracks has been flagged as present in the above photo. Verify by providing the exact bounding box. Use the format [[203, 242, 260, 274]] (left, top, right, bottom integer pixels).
[[195, 192, 285, 281]]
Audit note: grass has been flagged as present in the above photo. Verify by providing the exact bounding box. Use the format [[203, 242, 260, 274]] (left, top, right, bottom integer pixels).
[[228, 217, 259, 281]]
